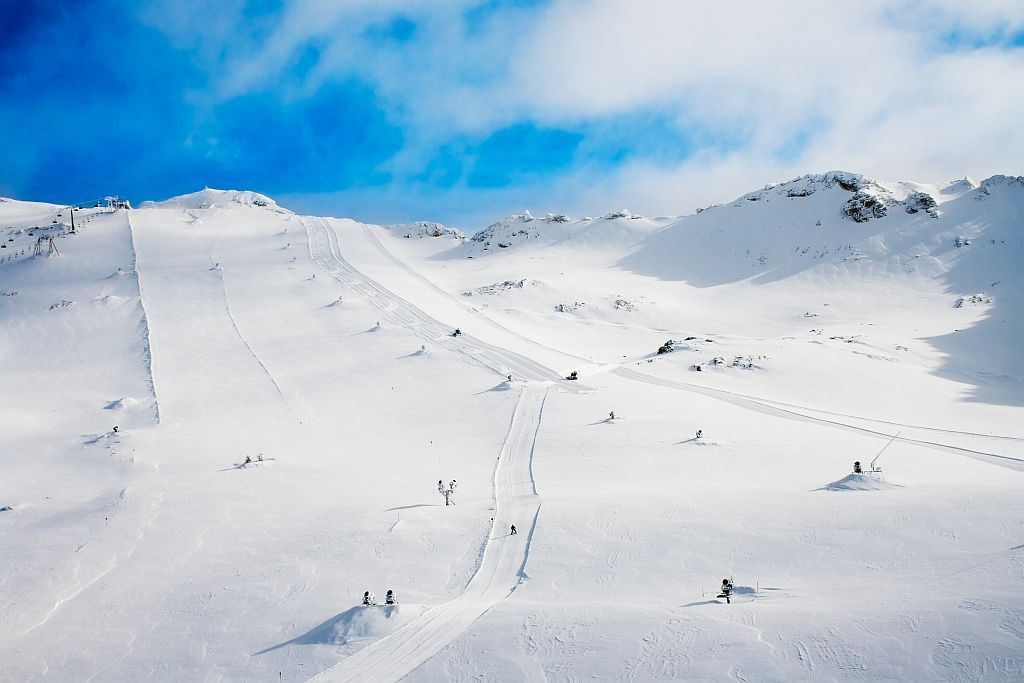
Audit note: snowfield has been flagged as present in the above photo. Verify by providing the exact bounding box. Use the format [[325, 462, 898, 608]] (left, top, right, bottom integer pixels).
[[2, 173, 1023, 682]]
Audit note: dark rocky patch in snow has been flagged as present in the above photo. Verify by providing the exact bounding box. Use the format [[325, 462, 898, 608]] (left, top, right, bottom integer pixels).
[[468, 211, 580, 250], [463, 279, 542, 296], [954, 294, 993, 308], [554, 301, 586, 313], [612, 297, 636, 312], [904, 191, 938, 217], [689, 354, 765, 371], [603, 209, 642, 220], [385, 221, 463, 240], [843, 191, 892, 222], [656, 337, 716, 355]]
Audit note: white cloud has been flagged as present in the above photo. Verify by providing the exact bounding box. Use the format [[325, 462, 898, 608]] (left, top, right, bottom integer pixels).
[[144, 0, 1024, 221]]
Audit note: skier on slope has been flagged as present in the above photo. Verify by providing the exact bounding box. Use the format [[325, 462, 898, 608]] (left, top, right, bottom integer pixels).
[[696, 429, 703, 439], [510, 524, 517, 535]]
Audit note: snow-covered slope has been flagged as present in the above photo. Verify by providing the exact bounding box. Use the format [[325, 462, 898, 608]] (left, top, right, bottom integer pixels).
[[2, 173, 1023, 682], [620, 171, 1006, 287]]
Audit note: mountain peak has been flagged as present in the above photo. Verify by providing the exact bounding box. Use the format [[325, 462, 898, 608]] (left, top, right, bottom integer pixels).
[[140, 188, 289, 212]]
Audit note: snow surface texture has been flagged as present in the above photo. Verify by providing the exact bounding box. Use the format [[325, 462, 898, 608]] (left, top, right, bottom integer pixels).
[[2, 175, 1024, 682]]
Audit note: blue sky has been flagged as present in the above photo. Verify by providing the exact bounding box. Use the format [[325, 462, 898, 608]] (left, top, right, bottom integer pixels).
[[2, 1, 1022, 227]]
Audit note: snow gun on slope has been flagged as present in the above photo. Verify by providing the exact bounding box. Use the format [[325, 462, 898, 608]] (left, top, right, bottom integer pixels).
[[854, 431, 900, 475]]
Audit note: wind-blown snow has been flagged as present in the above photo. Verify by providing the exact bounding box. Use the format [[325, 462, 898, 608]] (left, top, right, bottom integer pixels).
[[2, 173, 1023, 682]]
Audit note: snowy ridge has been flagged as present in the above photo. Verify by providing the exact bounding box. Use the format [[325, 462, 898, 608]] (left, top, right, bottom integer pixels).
[[124, 214, 162, 424], [463, 208, 671, 254], [139, 188, 290, 212], [382, 220, 464, 240], [621, 171, 1024, 288], [713, 170, 983, 225], [730, 170, 977, 207]]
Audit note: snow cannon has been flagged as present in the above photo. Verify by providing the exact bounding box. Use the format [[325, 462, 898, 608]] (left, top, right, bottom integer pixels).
[[385, 590, 396, 605], [565, 370, 579, 381], [362, 591, 376, 606]]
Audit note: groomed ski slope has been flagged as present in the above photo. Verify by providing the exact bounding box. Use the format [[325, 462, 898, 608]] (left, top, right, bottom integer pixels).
[[303, 216, 566, 383], [309, 385, 547, 682], [613, 367, 1024, 472], [302, 215, 557, 680]]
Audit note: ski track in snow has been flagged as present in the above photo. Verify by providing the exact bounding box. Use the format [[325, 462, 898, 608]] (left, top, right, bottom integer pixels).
[[614, 367, 1024, 472], [302, 216, 564, 385], [358, 222, 592, 365], [306, 385, 548, 682], [300, 215, 560, 680], [213, 250, 300, 423], [694, 388, 1024, 442]]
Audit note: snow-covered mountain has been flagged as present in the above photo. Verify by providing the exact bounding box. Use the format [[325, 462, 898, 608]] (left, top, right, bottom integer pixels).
[[139, 187, 290, 212], [459, 208, 674, 254], [2, 172, 1023, 682], [382, 220, 464, 240]]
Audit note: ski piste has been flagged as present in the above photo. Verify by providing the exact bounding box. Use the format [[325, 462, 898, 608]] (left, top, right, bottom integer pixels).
[[301, 215, 551, 681], [612, 367, 1024, 473], [302, 216, 567, 385], [307, 386, 547, 682]]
